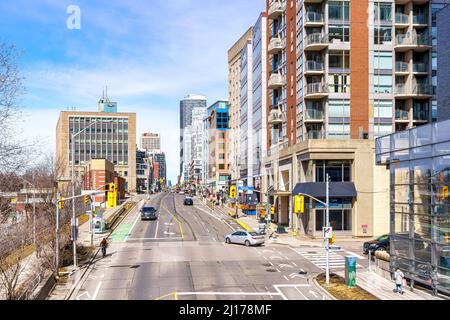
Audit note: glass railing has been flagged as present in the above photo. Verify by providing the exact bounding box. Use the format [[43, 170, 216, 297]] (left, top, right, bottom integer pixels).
[[413, 14, 428, 25], [395, 13, 409, 24], [414, 83, 432, 95], [307, 130, 325, 140], [306, 82, 328, 95], [395, 34, 430, 46], [305, 33, 328, 46], [269, 37, 283, 51], [305, 12, 323, 23], [269, 73, 283, 86], [413, 63, 428, 73], [305, 61, 324, 72], [413, 111, 429, 121], [269, 1, 283, 16], [396, 61, 409, 72], [395, 83, 408, 94], [305, 109, 324, 120], [395, 110, 409, 120], [416, 34, 431, 46]]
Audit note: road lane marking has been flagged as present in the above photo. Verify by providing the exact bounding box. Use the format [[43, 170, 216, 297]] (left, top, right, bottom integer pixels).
[[283, 275, 289, 281], [176, 292, 281, 297], [346, 251, 365, 259], [124, 200, 145, 242], [279, 264, 294, 269], [309, 290, 319, 299], [154, 220, 159, 239], [92, 282, 102, 300], [295, 287, 309, 300], [76, 292, 91, 300], [161, 203, 184, 241]]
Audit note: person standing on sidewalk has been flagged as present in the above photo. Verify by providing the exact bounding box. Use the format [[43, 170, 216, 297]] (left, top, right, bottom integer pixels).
[[394, 268, 405, 294], [431, 269, 438, 296]]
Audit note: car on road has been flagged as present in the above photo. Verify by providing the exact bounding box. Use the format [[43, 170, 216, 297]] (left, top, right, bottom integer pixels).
[[363, 234, 389, 254], [140, 206, 158, 221], [184, 197, 194, 206], [225, 230, 265, 247]]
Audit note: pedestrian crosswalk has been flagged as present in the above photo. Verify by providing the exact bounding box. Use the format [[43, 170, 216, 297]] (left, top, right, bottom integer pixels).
[[294, 249, 362, 270]]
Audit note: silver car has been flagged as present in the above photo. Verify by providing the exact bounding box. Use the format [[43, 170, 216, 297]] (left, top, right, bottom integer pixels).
[[225, 230, 265, 247]]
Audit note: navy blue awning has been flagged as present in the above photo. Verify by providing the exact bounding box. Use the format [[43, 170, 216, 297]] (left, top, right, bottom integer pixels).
[[292, 182, 357, 198]]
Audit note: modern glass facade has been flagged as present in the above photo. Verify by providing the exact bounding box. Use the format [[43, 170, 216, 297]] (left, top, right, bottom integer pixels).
[[376, 119, 450, 295]]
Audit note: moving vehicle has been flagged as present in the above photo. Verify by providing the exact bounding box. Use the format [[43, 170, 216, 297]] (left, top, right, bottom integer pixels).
[[225, 230, 265, 247], [184, 197, 194, 206], [140, 206, 158, 221], [363, 234, 390, 254]]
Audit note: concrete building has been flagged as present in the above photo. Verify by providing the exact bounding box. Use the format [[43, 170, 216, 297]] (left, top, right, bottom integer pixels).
[[228, 28, 253, 184], [261, 0, 443, 237], [136, 149, 151, 193], [151, 152, 167, 186], [180, 94, 207, 184], [56, 95, 137, 192], [376, 119, 450, 296], [82, 159, 126, 206], [190, 107, 208, 185], [252, 13, 268, 201], [206, 101, 231, 192], [141, 133, 161, 154]]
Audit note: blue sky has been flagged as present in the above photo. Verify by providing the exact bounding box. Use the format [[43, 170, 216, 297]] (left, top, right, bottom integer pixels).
[[0, 0, 264, 183]]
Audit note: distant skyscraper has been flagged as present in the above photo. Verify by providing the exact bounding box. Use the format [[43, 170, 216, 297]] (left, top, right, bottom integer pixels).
[[141, 132, 161, 153], [180, 94, 207, 183]]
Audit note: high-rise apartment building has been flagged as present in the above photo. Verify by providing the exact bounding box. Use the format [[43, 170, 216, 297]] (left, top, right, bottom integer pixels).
[[436, 2, 450, 121], [56, 95, 137, 192], [141, 133, 161, 154], [190, 107, 208, 184], [228, 28, 253, 183], [206, 101, 231, 191], [180, 94, 207, 184]]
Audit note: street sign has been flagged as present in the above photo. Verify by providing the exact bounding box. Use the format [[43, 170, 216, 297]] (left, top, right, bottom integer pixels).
[[323, 227, 333, 239]]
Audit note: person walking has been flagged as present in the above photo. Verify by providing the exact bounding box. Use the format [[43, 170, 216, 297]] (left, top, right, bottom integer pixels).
[[394, 268, 405, 294]]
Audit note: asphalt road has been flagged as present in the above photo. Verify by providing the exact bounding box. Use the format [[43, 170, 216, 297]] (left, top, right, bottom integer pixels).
[[71, 193, 334, 300]]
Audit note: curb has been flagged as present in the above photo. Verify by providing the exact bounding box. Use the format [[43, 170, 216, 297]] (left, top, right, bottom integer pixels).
[[312, 277, 338, 300], [233, 219, 253, 231]]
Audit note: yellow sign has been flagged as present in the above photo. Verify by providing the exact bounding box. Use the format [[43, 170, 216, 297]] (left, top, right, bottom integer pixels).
[[107, 183, 117, 208], [444, 186, 449, 199], [294, 195, 305, 214], [271, 207, 276, 215], [230, 186, 237, 199]]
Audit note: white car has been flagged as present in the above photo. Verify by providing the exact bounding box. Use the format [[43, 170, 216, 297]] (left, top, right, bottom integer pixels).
[[225, 230, 265, 247]]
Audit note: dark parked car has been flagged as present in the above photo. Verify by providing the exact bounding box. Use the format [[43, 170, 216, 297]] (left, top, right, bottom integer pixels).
[[141, 207, 158, 221], [363, 234, 390, 254], [184, 197, 193, 206]]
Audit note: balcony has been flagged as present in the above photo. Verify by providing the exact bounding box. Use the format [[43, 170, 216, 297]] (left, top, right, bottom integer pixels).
[[268, 37, 283, 54], [395, 109, 410, 121], [395, 34, 431, 52], [305, 12, 324, 25], [268, 1, 284, 19], [268, 109, 283, 126], [304, 61, 324, 74], [305, 109, 324, 122], [395, 61, 409, 73], [413, 62, 428, 73], [304, 33, 329, 51], [413, 14, 428, 25], [305, 82, 328, 99], [395, 13, 409, 25], [268, 72, 284, 89], [307, 130, 325, 140], [395, 83, 432, 98]]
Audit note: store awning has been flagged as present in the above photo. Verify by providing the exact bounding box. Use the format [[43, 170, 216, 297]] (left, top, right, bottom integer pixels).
[[292, 182, 357, 198]]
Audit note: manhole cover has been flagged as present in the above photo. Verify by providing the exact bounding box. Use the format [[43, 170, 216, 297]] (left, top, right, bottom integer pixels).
[[266, 269, 277, 273], [262, 263, 271, 267]]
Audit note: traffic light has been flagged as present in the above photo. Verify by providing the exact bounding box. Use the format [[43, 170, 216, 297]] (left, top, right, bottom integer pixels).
[[270, 206, 276, 216], [294, 195, 305, 214], [229, 186, 237, 199], [84, 195, 90, 206], [58, 198, 64, 209], [107, 183, 117, 208], [329, 232, 335, 245]]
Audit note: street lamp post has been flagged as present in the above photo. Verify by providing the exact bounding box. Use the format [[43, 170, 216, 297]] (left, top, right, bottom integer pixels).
[[70, 119, 110, 270]]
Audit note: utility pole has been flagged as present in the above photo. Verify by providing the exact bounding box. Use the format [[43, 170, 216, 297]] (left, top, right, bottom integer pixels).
[[55, 192, 60, 276], [326, 173, 330, 286], [71, 133, 77, 269]]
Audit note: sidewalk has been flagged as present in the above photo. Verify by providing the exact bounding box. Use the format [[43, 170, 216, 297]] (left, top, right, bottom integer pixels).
[[334, 270, 443, 300]]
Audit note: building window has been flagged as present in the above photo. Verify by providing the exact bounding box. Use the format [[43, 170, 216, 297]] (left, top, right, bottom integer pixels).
[[374, 2, 392, 24], [374, 27, 392, 45], [374, 100, 393, 118], [316, 160, 351, 182], [328, 74, 350, 93], [329, 1, 350, 22], [374, 75, 393, 94], [374, 52, 393, 70]]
